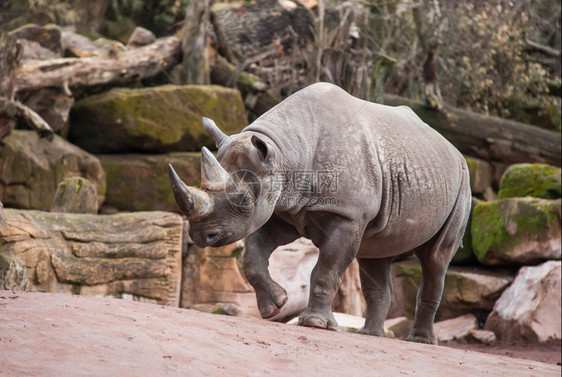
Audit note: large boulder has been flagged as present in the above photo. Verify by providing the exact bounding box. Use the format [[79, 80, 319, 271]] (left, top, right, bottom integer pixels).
[[389, 259, 513, 321], [498, 163, 561, 200], [98, 153, 200, 212], [0, 131, 106, 210], [68, 85, 247, 153], [0, 208, 183, 305], [471, 198, 561, 265], [485, 261, 561, 342]]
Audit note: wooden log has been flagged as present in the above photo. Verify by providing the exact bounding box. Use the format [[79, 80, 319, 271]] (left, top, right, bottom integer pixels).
[[210, 55, 279, 120], [179, 0, 211, 85], [0, 209, 183, 305], [525, 39, 560, 58], [12, 36, 181, 93], [0, 98, 54, 140], [212, 0, 314, 61], [384, 95, 562, 167]]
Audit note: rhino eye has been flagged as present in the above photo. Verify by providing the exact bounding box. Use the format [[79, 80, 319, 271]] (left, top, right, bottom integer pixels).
[[241, 193, 254, 206]]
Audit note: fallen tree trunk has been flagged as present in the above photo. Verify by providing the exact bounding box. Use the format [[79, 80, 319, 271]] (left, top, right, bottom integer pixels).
[[384, 95, 561, 167], [12, 36, 181, 93], [0, 209, 183, 305], [210, 55, 279, 120]]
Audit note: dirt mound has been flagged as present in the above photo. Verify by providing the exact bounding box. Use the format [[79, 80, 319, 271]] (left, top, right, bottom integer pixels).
[[0, 291, 559, 377]]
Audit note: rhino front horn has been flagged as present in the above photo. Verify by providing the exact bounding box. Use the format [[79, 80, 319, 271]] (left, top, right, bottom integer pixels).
[[201, 147, 231, 190], [168, 163, 213, 219]]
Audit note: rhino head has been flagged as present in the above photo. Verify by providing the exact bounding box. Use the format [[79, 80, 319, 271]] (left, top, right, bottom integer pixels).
[[168, 117, 280, 247]]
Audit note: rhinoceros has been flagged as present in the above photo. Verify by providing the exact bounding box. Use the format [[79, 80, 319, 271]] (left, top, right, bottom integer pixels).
[[169, 82, 471, 344]]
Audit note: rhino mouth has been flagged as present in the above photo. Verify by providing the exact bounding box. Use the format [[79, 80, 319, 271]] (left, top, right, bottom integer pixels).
[[192, 229, 235, 248]]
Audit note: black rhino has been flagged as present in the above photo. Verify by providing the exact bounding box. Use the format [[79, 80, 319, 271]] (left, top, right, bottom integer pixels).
[[169, 82, 471, 344]]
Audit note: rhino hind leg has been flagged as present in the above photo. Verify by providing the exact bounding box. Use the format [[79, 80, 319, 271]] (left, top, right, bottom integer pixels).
[[356, 256, 395, 337], [407, 182, 471, 345]]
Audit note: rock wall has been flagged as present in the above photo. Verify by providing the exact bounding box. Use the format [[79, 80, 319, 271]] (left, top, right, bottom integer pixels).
[[0, 131, 106, 210], [0, 209, 183, 305]]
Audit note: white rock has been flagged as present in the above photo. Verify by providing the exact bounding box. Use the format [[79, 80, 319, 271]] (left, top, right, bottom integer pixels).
[[268, 238, 319, 321], [485, 260, 561, 342], [434, 314, 478, 342], [384, 316, 411, 339], [288, 313, 410, 339], [467, 329, 496, 345]]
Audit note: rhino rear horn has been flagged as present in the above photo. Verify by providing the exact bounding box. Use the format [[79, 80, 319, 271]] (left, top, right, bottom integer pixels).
[[202, 117, 231, 149], [201, 147, 231, 190], [168, 163, 213, 219]]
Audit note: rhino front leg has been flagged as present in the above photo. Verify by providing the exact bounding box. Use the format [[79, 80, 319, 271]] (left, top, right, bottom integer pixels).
[[242, 216, 299, 319], [298, 218, 361, 331]]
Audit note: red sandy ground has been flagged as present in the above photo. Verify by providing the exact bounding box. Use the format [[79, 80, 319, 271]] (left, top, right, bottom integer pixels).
[[0, 291, 560, 377]]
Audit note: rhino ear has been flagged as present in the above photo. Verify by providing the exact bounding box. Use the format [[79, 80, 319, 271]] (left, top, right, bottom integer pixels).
[[251, 135, 269, 161], [202, 117, 231, 149]]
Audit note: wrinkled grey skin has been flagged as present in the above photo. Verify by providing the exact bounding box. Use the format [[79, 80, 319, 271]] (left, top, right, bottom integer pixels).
[[169, 82, 471, 344]]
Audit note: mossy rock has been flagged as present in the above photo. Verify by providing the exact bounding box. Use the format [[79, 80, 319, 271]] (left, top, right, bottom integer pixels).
[[0, 130, 106, 210], [498, 163, 561, 200], [51, 177, 99, 214], [451, 197, 480, 265], [99, 153, 200, 212], [471, 198, 561, 266], [69, 85, 247, 154], [464, 156, 494, 195]]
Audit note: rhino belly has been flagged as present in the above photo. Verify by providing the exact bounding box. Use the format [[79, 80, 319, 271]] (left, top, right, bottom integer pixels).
[[357, 198, 453, 258]]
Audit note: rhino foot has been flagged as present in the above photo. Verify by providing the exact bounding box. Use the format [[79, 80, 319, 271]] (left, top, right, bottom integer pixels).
[[356, 327, 384, 337], [298, 311, 338, 331], [255, 282, 288, 319], [406, 333, 438, 345]]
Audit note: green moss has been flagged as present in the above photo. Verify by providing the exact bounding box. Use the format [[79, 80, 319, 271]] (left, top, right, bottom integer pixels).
[[231, 247, 244, 271], [70, 85, 246, 153], [471, 198, 561, 264], [471, 201, 508, 262], [100, 160, 129, 209], [515, 200, 547, 234], [498, 163, 561, 199], [396, 264, 422, 284]]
